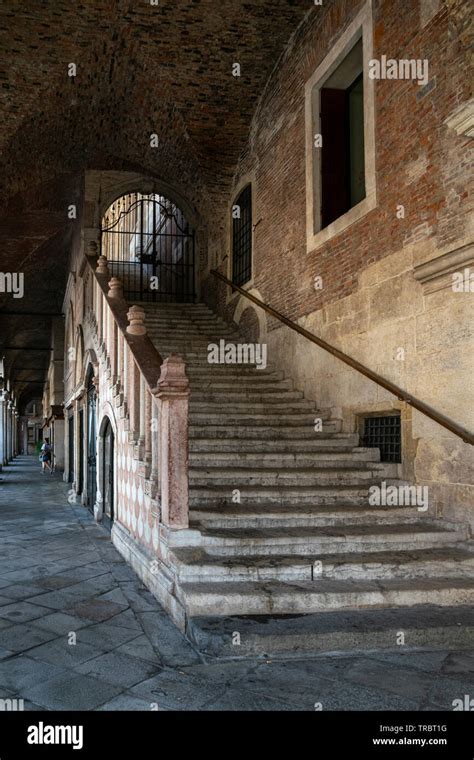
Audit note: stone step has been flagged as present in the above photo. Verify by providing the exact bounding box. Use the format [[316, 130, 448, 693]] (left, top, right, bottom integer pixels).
[[148, 330, 238, 340], [172, 545, 474, 584], [190, 458, 380, 472], [189, 449, 381, 465], [190, 390, 305, 402], [189, 504, 426, 529], [192, 523, 468, 556], [189, 379, 295, 391], [186, 367, 284, 379], [168, 356, 269, 366], [189, 488, 370, 507], [189, 412, 319, 425], [140, 302, 212, 312], [188, 424, 343, 438], [178, 577, 474, 617], [189, 435, 360, 451], [189, 467, 380, 486], [146, 315, 235, 322], [189, 401, 317, 414], [186, 605, 474, 657]]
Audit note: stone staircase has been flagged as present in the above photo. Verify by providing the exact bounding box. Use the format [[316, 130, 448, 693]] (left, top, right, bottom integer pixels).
[[142, 301, 474, 631]]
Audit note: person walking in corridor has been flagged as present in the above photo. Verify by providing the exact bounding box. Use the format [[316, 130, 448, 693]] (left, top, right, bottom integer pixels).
[[40, 438, 53, 474]]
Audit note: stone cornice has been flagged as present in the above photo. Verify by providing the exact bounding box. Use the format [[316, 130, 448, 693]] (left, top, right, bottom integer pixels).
[[413, 242, 474, 293]]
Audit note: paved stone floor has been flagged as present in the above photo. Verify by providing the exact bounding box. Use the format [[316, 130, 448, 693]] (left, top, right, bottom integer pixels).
[[0, 456, 472, 711]]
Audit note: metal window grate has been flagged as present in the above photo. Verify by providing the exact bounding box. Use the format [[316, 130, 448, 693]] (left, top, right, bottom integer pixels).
[[362, 415, 401, 463], [232, 185, 252, 286]]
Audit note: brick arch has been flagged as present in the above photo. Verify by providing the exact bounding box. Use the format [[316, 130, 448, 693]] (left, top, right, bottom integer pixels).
[[96, 173, 201, 233]]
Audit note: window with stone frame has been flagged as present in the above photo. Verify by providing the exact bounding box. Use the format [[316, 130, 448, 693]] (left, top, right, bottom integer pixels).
[[305, 2, 376, 251], [320, 38, 365, 229]]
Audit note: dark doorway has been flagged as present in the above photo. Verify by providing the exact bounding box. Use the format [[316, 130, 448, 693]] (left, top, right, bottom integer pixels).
[[78, 409, 84, 495], [102, 418, 114, 529], [86, 370, 97, 512]]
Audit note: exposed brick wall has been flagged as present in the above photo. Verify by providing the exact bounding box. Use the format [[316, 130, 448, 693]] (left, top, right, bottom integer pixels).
[[201, 0, 472, 325]]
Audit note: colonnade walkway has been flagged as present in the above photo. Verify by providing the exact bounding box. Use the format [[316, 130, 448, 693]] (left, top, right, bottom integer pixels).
[[0, 456, 472, 711]]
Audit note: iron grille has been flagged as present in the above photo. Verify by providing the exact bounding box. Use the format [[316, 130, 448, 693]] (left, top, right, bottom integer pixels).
[[232, 185, 252, 286], [362, 415, 401, 463], [100, 192, 195, 303]]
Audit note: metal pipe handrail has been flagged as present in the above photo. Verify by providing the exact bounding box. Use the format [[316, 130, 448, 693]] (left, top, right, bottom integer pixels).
[[210, 269, 474, 446]]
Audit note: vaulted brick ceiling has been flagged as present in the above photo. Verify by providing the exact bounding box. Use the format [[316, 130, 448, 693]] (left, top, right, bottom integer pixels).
[[0, 0, 311, 407]]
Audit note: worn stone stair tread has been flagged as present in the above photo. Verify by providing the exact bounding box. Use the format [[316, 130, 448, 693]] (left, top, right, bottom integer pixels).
[[189, 438, 360, 450], [190, 504, 418, 517], [190, 483, 372, 493], [189, 464, 382, 474], [179, 578, 474, 617], [180, 577, 474, 598], [197, 523, 459, 540], [186, 604, 474, 657], [173, 545, 474, 567]]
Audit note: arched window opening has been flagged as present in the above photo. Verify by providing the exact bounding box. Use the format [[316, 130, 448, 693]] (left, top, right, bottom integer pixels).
[[100, 192, 195, 303], [232, 184, 252, 287], [101, 417, 115, 528]]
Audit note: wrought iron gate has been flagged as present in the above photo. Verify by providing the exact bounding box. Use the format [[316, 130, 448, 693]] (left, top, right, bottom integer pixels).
[[100, 192, 195, 303]]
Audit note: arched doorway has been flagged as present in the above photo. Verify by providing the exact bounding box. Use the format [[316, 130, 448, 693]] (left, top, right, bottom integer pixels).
[[100, 192, 195, 303], [102, 417, 114, 528], [86, 368, 97, 512]]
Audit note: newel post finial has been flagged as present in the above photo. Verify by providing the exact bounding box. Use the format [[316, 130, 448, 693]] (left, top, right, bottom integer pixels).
[[126, 305, 146, 335], [108, 276, 124, 300], [96, 253, 110, 275]]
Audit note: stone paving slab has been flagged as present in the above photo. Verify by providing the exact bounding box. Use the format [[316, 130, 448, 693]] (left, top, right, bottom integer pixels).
[[27, 635, 109, 668], [74, 650, 160, 689], [24, 672, 123, 711]]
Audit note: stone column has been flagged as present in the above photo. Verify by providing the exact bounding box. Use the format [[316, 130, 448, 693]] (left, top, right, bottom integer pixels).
[[6, 402, 13, 461], [3, 394, 9, 465], [0, 393, 5, 468], [13, 410, 18, 457], [153, 355, 190, 530]]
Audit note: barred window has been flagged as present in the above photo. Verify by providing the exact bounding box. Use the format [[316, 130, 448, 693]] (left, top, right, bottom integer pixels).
[[232, 185, 252, 286], [362, 414, 401, 463]]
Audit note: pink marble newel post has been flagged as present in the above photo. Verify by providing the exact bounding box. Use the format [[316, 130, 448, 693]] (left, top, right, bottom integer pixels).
[[154, 354, 190, 530]]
